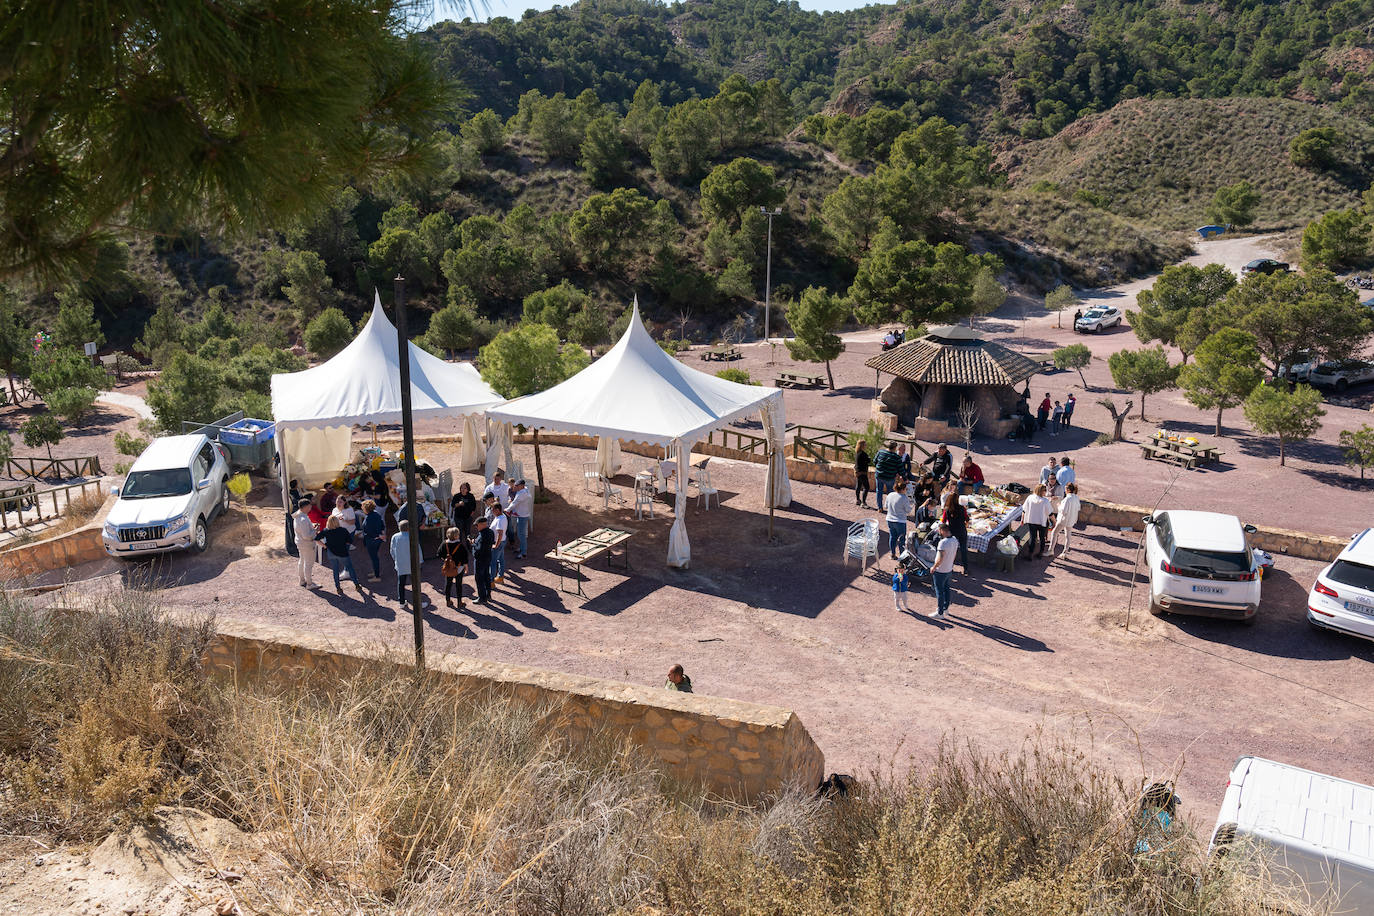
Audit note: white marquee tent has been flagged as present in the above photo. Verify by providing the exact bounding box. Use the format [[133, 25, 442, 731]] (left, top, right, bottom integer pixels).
[[485, 301, 791, 568], [270, 294, 504, 490]]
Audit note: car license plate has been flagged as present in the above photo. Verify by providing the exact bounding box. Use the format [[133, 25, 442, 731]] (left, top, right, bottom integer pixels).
[[127, 540, 161, 551], [1344, 600, 1374, 618], [1191, 584, 1223, 594]]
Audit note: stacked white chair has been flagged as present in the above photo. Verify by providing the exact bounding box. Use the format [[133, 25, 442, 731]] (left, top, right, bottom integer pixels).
[[843, 519, 880, 570]]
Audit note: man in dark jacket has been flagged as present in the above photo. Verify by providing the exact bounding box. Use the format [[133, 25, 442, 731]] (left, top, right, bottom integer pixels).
[[872, 441, 903, 507], [922, 443, 953, 485], [471, 516, 494, 605]]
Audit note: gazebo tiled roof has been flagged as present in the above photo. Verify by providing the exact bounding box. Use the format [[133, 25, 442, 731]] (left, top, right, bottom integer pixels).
[[865, 325, 1041, 386]]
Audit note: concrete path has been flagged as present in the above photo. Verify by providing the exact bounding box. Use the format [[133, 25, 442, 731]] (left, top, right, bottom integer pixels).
[[97, 389, 152, 420]]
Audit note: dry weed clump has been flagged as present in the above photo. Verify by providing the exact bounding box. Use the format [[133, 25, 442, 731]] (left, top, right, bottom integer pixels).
[[0, 588, 1332, 914]]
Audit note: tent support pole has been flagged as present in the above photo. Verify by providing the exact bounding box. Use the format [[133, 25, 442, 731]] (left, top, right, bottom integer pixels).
[[395, 276, 426, 671], [371, 422, 377, 446]]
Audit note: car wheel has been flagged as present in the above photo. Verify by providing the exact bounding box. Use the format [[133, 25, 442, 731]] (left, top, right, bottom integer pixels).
[[220, 482, 231, 515], [1335, 378, 1349, 392], [1240, 613, 1257, 627], [191, 517, 209, 553], [1147, 593, 1165, 617]]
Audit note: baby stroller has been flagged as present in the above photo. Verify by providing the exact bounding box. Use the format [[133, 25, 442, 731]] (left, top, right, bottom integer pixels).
[[897, 528, 936, 588]]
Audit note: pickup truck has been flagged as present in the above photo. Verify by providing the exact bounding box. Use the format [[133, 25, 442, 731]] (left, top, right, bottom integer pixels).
[[1307, 359, 1374, 391]]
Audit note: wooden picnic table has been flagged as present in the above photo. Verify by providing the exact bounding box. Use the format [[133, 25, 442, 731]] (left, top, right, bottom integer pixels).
[[775, 371, 823, 389], [1140, 435, 1223, 469], [702, 344, 740, 362], [545, 527, 633, 598]]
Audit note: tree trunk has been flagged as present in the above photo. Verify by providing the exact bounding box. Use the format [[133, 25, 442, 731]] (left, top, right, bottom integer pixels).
[[1138, 394, 1146, 420], [1113, 415, 1126, 441], [1215, 407, 1223, 437], [1076, 369, 1087, 389], [533, 429, 546, 491], [5, 370, 16, 404], [1278, 436, 1285, 467], [825, 359, 835, 390]]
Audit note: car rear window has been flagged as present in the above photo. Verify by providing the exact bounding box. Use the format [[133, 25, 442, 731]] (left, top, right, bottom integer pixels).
[[1329, 560, 1374, 591], [1169, 547, 1251, 574]]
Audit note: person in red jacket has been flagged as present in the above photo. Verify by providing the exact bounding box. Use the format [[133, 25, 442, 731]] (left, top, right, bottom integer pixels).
[[956, 455, 985, 495]]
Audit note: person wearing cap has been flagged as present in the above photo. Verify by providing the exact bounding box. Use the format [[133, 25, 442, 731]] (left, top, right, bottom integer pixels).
[[922, 443, 952, 485], [471, 516, 494, 604], [507, 479, 533, 560]]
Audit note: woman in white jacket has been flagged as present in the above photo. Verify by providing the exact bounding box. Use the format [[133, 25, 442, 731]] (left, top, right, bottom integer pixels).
[[1050, 482, 1081, 558], [1021, 484, 1052, 559]]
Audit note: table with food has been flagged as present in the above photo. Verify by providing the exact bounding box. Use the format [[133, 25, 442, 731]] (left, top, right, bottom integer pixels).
[[328, 448, 447, 555], [960, 491, 1024, 553]]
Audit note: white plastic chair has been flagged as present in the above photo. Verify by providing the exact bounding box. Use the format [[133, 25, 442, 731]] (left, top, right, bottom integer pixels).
[[508, 461, 524, 487], [583, 462, 602, 494], [843, 519, 880, 570], [695, 466, 719, 511], [634, 480, 655, 519]]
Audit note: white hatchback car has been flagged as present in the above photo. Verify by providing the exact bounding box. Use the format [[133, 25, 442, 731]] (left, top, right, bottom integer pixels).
[[1144, 510, 1262, 623], [102, 434, 230, 557], [1074, 306, 1123, 332], [1307, 528, 1374, 643]]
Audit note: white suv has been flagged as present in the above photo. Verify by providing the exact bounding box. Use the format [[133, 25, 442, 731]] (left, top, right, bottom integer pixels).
[[103, 434, 230, 558], [1144, 510, 1262, 623], [1307, 528, 1374, 643]]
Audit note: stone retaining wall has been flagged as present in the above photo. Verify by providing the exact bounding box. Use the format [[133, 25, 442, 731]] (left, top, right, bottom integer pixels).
[[202, 617, 825, 801], [1077, 498, 1347, 562], [0, 493, 116, 578]]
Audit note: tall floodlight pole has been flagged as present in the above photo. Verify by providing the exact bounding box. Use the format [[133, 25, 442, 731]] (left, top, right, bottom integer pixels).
[[760, 206, 781, 344], [394, 275, 425, 671]]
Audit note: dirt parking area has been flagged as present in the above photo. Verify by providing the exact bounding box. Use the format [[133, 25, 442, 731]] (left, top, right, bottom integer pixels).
[[53, 439, 1374, 826]]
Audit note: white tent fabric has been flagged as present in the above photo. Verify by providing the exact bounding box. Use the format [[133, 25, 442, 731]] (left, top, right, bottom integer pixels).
[[486, 301, 790, 568], [460, 415, 484, 471], [484, 419, 514, 483], [595, 436, 622, 477], [270, 292, 503, 488]]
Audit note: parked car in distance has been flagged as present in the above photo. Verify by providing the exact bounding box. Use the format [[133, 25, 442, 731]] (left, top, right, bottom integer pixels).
[[1210, 756, 1374, 911], [1143, 510, 1262, 623], [1239, 258, 1289, 277], [102, 433, 230, 558], [1074, 306, 1123, 333], [1307, 359, 1374, 391], [1307, 527, 1374, 643], [1280, 350, 1317, 383]]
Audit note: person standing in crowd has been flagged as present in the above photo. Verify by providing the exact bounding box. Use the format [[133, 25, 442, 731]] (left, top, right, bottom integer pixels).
[[450, 481, 477, 539], [508, 479, 533, 560], [884, 479, 912, 562], [1037, 393, 1052, 430], [360, 498, 385, 581], [1051, 400, 1064, 436], [306, 493, 328, 534], [872, 441, 902, 507], [390, 519, 416, 604], [292, 497, 317, 588], [1039, 456, 1060, 499], [1022, 484, 1052, 559], [485, 494, 509, 586], [440, 526, 468, 609], [929, 523, 957, 619], [323, 515, 362, 597], [922, 442, 953, 486], [957, 455, 984, 495], [897, 443, 913, 480], [331, 497, 360, 541], [285, 478, 302, 558], [892, 566, 911, 612], [853, 440, 871, 508], [1063, 393, 1077, 427], [665, 664, 693, 692], [1055, 456, 1076, 498], [1072, 308, 1083, 329], [471, 516, 494, 605], [484, 470, 511, 508], [1050, 482, 1081, 558], [941, 490, 969, 573]]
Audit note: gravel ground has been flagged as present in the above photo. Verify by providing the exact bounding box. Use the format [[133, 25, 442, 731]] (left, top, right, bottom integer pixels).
[[53, 439, 1374, 828]]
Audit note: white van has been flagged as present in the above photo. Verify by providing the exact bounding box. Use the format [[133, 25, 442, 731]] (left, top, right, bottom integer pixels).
[[1209, 756, 1374, 911]]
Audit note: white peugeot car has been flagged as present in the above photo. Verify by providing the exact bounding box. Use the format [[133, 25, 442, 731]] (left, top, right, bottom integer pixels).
[[103, 434, 231, 557], [1074, 306, 1123, 333], [1307, 528, 1374, 643], [1144, 510, 1262, 623]]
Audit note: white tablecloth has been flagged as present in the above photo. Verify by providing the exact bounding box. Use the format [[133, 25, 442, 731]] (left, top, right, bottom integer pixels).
[[967, 505, 1022, 553]]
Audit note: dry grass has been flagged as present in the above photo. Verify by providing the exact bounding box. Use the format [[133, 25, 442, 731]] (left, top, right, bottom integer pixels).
[[0, 589, 1331, 914], [38, 490, 107, 538]]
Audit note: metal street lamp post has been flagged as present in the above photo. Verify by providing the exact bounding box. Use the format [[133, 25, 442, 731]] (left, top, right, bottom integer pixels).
[[760, 206, 781, 344], [393, 274, 425, 671]]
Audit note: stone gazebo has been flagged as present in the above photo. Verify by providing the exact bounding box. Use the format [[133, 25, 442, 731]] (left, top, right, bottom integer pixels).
[[865, 325, 1041, 440]]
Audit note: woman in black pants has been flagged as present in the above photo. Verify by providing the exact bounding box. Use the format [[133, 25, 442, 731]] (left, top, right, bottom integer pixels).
[[854, 441, 871, 508], [450, 481, 477, 539], [440, 526, 469, 609], [941, 491, 970, 573]]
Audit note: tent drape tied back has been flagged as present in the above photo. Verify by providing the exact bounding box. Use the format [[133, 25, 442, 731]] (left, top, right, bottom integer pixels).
[[485, 298, 789, 566], [460, 415, 484, 471]]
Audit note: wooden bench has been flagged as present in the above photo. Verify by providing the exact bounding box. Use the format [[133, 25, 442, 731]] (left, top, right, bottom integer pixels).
[[545, 527, 633, 598], [1140, 438, 1224, 469], [1141, 442, 1199, 469], [775, 371, 823, 389], [702, 345, 740, 362]]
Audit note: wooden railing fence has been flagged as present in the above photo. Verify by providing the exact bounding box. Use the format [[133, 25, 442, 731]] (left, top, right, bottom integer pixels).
[[0, 479, 104, 531], [3, 455, 103, 479]]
